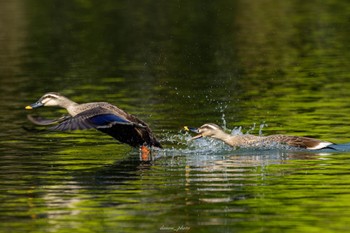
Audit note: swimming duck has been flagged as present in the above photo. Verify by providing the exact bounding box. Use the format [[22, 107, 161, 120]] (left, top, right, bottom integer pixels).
[[184, 123, 335, 150], [25, 92, 162, 150]]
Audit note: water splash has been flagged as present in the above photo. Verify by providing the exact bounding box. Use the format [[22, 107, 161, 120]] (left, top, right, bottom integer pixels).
[[221, 113, 227, 130], [231, 126, 244, 136], [259, 122, 267, 136], [161, 130, 190, 147], [246, 123, 256, 134]]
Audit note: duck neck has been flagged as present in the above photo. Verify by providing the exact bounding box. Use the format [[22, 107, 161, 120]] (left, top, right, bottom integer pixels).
[[212, 130, 235, 146], [59, 98, 79, 115]]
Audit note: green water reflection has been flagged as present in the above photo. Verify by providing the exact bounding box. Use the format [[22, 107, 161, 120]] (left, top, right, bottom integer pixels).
[[1, 0, 350, 232]]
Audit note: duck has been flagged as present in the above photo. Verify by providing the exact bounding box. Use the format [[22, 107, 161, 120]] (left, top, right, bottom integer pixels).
[[184, 123, 335, 150], [25, 92, 162, 151]]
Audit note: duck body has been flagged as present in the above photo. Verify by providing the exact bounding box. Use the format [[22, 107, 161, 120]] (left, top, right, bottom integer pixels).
[[223, 134, 333, 150], [186, 123, 334, 150], [26, 92, 162, 148]]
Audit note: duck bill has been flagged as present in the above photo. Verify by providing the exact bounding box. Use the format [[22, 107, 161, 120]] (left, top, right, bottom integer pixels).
[[184, 126, 199, 133], [190, 134, 203, 140], [184, 126, 202, 140], [25, 101, 43, 110]]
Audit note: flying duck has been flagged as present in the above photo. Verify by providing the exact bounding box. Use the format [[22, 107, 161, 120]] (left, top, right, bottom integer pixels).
[[25, 92, 162, 152], [184, 123, 335, 150]]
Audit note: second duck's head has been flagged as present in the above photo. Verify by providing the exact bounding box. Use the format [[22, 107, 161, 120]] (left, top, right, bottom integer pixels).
[[184, 123, 226, 140], [25, 92, 72, 109]]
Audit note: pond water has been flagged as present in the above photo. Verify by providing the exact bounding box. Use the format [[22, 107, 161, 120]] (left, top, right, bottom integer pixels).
[[1, 0, 350, 232]]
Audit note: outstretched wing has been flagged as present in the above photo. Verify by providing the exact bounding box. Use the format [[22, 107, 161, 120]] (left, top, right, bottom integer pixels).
[[49, 107, 145, 131], [49, 116, 95, 131], [27, 115, 71, 126]]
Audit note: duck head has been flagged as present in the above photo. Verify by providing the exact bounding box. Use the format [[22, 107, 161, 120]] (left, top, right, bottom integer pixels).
[[25, 92, 71, 109], [184, 123, 225, 140]]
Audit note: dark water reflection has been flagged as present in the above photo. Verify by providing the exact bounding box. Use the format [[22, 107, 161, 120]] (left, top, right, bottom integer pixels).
[[2, 0, 350, 232]]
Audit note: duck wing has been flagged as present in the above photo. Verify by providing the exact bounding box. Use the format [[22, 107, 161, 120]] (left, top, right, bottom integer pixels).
[[49, 107, 140, 131], [27, 115, 71, 126], [97, 123, 162, 148], [49, 115, 95, 131], [87, 108, 161, 148], [267, 135, 334, 150], [49, 107, 162, 148], [88, 106, 162, 148]]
